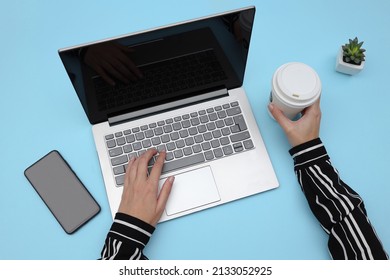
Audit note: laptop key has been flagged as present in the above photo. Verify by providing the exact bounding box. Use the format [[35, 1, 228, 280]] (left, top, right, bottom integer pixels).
[[233, 143, 244, 152], [220, 136, 230, 146], [151, 137, 161, 145], [111, 155, 128, 166], [222, 145, 233, 155], [174, 149, 183, 158], [172, 122, 182, 131], [161, 135, 170, 143], [226, 107, 241, 116], [135, 132, 145, 141], [145, 129, 154, 138], [230, 125, 240, 133], [105, 134, 114, 140], [182, 119, 191, 128], [113, 165, 125, 175], [161, 153, 205, 174], [176, 139, 185, 148], [115, 175, 125, 186], [204, 151, 214, 160], [142, 139, 152, 148], [116, 137, 126, 146], [217, 111, 227, 119], [192, 144, 202, 153], [224, 117, 234, 126], [243, 139, 254, 149], [126, 134, 135, 143], [154, 127, 163, 136], [106, 139, 116, 148], [201, 142, 211, 151], [166, 142, 176, 151], [214, 148, 223, 158], [166, 152, 174, 161], [123, 144, 133, 153], [183, 147, 193, 156], [209, 112, 218, 121], [230, 131, 251, 143], [170, 131, 179, 140], [109, 147, 123, 157], [179, 129, 189, 138], [233, 115, 247, 131], [199, 115, 209, 123], [132, 142, 142, 151]]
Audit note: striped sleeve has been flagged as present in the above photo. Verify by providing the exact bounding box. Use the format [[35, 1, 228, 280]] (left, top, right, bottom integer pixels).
[[289, 138, 388, 260], [100, 213, 155, 260]]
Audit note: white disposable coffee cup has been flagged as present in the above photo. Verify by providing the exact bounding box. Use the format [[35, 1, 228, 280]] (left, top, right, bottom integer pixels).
[[268, 62, 321, 119]]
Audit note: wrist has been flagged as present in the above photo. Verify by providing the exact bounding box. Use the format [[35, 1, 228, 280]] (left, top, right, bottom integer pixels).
[[289, 138, 329, 170]]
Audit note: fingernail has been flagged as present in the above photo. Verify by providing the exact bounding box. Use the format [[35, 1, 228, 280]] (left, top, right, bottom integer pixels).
[[268, 103, 274, 110], [169, 176, 175, 183]]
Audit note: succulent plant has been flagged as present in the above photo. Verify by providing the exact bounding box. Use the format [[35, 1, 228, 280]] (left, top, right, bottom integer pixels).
[[342, 37, 366, 65]]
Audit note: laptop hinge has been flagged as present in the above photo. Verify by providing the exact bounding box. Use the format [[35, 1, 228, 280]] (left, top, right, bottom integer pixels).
[[108, 88, 228, 126]]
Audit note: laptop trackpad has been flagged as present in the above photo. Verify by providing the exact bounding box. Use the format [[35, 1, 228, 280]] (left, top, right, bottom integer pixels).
[[159, 166, 220, 216]]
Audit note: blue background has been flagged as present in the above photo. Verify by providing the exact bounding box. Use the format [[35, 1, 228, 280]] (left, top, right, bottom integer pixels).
[[1, 0, 389, 260]]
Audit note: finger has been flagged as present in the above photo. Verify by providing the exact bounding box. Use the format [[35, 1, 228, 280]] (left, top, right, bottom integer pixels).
[[137, 149, 158, 178], [302, 98, 321, 118], [124, 156, 137, 186], [268, 103, 292, 132], [148, 150, 166, 182], [156, 176, 174, 214]]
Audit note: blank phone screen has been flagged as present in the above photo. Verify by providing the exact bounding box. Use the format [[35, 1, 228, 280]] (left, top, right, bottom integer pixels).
[[24, 151, 100, 234]]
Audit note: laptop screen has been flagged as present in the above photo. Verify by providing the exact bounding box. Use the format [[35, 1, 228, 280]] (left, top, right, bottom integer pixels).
[[59, 7, 255, 124]]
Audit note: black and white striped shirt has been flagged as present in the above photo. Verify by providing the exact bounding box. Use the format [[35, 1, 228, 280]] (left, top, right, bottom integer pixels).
[[290, 138, 388, 259], [100, 213, 154, 260], [100, 138, 388, 260]]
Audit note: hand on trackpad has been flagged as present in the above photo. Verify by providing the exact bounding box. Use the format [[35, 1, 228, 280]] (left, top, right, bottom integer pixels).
[[159, 166, 220, 216]]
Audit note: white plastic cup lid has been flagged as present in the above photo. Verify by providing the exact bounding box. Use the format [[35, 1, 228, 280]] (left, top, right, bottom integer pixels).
[[272, 62, 321, 108]]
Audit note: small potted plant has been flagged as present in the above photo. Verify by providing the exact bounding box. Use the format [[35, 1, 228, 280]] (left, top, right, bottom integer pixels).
[[335, 37, 366, 75]]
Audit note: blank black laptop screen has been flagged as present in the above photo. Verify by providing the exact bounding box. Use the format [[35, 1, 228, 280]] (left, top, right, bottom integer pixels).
[[59, 7, 255, 124]]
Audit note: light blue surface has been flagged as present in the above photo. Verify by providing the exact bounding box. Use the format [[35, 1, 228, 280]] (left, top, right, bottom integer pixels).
[[1, 0, 389, 260]]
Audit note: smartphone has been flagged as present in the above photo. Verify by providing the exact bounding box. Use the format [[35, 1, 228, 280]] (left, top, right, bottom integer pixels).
[[24, 150, 101, 234]]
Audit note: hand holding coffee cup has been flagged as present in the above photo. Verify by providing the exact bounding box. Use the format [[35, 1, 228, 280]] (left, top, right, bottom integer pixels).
[[268, 62, 321, 120]]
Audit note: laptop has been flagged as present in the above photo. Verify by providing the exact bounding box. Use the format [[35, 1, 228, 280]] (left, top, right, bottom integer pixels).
[[58, 6, 279, 222]]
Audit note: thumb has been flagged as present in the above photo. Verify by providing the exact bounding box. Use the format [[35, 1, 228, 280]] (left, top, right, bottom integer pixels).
[[268, 103, 291, 131], [156, 176, 174, 213]]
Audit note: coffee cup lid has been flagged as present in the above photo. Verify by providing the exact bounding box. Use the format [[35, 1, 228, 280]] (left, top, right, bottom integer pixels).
[[274, 62, 321, 105]]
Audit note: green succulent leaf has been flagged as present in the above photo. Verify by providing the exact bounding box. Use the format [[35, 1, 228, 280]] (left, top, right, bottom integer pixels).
[[342, 37, 365, 65]]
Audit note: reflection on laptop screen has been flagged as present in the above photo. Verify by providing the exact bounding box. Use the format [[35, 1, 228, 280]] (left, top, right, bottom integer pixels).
[[59, 8, 255, 124]]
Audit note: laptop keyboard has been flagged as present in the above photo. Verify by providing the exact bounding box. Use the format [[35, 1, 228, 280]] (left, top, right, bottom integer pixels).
[[105, 101, 254, 186]]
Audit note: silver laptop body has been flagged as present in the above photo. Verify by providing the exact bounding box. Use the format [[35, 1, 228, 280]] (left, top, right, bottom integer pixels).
[[58, 6, 279, 222]]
